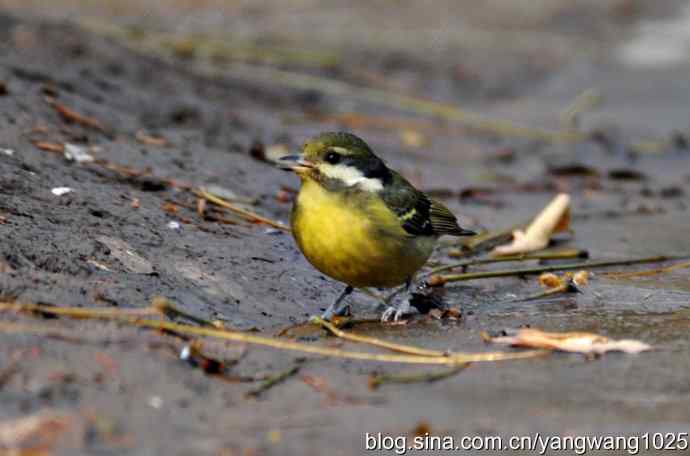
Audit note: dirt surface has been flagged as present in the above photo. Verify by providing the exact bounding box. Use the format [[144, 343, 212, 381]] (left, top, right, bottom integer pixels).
[[1, 2, 690, 455]]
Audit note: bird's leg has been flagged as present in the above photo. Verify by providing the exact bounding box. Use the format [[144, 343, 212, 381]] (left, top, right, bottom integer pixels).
[[381, 277, 413, 322], [320, 285, 353, 321]]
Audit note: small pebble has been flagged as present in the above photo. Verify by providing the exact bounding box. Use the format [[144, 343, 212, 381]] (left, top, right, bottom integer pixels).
[[148, 396, 163, 409], [64, 143, 94, 163], [51, 187, 73, 196], [166, 221, 181, 230]]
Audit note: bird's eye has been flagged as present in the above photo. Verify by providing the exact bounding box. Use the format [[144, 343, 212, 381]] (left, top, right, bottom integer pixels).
[[324, 151, 341, 164]]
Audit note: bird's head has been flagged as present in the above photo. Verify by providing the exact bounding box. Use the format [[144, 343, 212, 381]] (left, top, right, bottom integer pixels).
[[280, 132, 390, 192]]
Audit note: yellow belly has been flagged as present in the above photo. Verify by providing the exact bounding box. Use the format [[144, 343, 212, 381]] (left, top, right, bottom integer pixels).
[[291, 180, 436, 288]]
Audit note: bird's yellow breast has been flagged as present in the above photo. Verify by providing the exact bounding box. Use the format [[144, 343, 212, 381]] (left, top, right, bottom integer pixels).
[[291, 179, 435, 288]]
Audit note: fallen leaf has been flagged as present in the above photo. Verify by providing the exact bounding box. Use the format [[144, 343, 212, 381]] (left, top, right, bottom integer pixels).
[[538, 273, 564, 289], [572, 270, 590, 286], [131, 198, 140, 209], [492, 193, 571, 256], [488, 328, 651, 354]]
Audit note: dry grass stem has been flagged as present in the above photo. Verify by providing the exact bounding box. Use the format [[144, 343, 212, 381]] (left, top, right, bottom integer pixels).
[[195, 189, 290, 231], [312, 317, 445, 357], [0, 302, 546, 365]]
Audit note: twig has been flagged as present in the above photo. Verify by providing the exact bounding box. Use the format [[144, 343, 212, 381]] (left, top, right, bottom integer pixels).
[[245, 362, 303, 398], [507, 282, 579, 303], [428, 249, 588, 276], [600, 259, 690, 280], [368, 364, 468, 389], [195, 189, 290, 231], [151, 296, 216, 327], [427, 255, 690, 287], [456, 224, 524, 255], [0, 302, 160, 319], [311, 317, 444, 357], [46, 97, 107, 132], [0, 302, 546, 365]]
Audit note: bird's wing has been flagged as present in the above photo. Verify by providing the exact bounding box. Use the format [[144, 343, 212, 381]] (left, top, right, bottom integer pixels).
[[428, 198, 475, 236], [381, 172, 474, 237]]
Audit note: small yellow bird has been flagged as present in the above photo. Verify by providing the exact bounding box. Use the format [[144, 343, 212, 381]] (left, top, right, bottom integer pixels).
[[280, 132, 475, 321]]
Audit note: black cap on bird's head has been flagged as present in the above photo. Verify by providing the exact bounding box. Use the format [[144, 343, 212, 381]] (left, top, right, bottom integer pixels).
[[280, 132, 391, 190]]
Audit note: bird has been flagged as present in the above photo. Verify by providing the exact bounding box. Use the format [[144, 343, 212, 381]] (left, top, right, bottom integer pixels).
[[280, 132, 475, 321]]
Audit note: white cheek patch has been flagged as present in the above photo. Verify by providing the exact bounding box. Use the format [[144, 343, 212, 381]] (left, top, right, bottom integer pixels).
[[320, 164, 384, 192]]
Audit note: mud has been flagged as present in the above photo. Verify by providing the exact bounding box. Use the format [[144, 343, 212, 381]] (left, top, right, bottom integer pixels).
[[1, 2, 690, 455]]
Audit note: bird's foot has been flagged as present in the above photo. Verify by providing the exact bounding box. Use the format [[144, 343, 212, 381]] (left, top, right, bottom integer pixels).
[[319, 304, 352, 322], [381, 300, 411, 322]]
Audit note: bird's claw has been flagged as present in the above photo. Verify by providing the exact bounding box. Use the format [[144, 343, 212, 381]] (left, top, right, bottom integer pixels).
[[381, 301, 411, 322]]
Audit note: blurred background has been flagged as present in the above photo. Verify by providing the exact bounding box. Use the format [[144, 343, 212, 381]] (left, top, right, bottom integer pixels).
[[3, 0, 690, 127]]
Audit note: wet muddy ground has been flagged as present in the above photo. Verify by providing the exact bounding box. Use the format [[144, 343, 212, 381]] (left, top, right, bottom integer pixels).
[[1, 2, 690, 454]]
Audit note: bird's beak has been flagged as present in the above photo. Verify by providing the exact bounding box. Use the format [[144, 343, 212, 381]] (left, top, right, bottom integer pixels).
[[278, 154, 314, 175]]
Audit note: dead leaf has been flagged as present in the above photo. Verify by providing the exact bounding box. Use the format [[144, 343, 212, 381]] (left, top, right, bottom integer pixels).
[[488, 328, 651, 354], [538, 273, 564, 289], [572, 270, 590, 286], [492, 193, 571, 256]]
